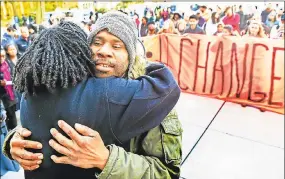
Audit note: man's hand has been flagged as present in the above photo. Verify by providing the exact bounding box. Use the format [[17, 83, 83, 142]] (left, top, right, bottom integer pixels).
[[49, 120, 110, 170], [0, 80, 6, 86], [10, 128, 43, 171]]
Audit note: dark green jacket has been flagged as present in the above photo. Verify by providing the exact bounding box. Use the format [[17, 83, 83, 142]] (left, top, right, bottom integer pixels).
[[96, 110, 182, 179]]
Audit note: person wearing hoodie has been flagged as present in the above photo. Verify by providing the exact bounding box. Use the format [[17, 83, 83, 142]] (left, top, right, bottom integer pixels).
[[1, 26, 16, 48], [3, 12, 182, 179]]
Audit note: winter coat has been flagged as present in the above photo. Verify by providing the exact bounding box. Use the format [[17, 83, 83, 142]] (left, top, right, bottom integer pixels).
[[3, 55, 183, 179]]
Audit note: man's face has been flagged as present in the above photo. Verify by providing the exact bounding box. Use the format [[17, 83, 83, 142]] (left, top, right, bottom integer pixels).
[[142, 18, 147, 24], [0, 50, 5, 64], [21, 27, 29, 38], [90, 30, 129, 78], [189, 18, 197, 26]]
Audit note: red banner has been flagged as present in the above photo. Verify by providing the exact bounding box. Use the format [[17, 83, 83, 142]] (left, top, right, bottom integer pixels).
[[142, 34, 285, 114]]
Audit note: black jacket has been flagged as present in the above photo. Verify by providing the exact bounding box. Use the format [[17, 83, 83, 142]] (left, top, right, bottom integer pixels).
[[21, 63, 181, 179]]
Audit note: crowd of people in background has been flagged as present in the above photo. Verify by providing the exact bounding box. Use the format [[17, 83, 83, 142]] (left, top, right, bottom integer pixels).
[[132, 3, 284, 39], [0, 3, 284, 132]]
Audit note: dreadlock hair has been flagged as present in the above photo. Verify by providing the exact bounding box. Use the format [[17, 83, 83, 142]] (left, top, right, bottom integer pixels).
[[14, 21, 95, 95]]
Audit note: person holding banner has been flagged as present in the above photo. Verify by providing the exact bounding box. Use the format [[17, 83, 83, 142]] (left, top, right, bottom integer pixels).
[[243, 20, 267, 38], [147, 21, 158, 36], [183, 15, 206, 35], [213, 22, 225, 36], [3, 11, 183, 179], [223, 25, 241, 37]]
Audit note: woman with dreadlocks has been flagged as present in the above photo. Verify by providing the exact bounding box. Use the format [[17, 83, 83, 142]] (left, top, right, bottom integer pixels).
[[4, 21, 180, 179]]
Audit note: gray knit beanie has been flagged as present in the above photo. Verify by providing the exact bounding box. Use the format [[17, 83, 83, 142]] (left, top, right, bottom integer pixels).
[[87, 11, 138, 76]]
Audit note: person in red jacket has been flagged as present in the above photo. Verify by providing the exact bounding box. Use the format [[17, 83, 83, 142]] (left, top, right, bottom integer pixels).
[[222, 6, 240, 33]]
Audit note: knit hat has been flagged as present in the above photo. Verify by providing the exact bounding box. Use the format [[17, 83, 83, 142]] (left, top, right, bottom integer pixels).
[[87, 11, 138, 77]]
